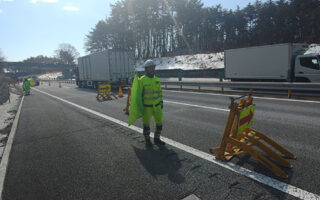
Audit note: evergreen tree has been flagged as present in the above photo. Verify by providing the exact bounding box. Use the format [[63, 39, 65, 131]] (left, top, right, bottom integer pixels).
[[84, 0, 320, 59]]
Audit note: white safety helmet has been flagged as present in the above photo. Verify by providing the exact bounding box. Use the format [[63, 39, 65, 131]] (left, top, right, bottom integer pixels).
[[144, 59, 156, 68]]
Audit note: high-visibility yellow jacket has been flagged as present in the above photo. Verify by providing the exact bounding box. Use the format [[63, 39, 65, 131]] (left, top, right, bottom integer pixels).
[[23, 81, 30, 92], [139, 75, 163, 107]]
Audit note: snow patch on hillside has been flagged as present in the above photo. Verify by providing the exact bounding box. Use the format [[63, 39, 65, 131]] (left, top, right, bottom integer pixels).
[[136, 44, 320, 71], [305, 44, 320, 55], [136, 52, 224, 71], [38, 72, 62, 80]]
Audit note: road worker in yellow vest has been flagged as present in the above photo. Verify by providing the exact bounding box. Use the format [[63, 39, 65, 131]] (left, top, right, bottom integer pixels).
[[139, 60, 165, 147]]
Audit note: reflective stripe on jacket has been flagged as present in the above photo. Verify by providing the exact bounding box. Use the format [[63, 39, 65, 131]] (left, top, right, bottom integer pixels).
[[139, 75, 163, 107]]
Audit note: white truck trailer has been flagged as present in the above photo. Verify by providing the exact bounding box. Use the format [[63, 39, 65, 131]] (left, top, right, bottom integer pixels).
[[225, 43, 320, 82], [76, 49, 135, 88]]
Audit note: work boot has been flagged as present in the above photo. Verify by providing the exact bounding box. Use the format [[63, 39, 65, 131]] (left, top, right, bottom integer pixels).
[[143, 125, 152, 147], [154, 131, 165, 145], [145, 138, 153, 147], [154, 138, 165, 145]]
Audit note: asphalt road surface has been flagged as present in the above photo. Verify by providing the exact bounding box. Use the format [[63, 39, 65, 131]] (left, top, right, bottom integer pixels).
[[2, 82, 320, 200]]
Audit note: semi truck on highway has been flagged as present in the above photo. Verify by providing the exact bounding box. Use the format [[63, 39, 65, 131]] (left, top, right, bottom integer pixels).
[[224, 43, 320, 82], [76, 49, 135, 88]]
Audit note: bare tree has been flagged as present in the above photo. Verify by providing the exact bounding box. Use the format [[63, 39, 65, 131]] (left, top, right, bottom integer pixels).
[[55, 43, 79, 65]]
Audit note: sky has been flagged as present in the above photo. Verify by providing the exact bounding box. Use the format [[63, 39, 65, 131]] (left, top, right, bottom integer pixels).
[[0, 0, 264, 62]]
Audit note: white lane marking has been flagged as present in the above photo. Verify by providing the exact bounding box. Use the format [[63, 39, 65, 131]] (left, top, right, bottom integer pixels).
[[0, 96, 24, 200], [164, 100, 229, 112], [34, 88, 320, 200], [164, 90, 320, 104], [63, 94, 96, 99]]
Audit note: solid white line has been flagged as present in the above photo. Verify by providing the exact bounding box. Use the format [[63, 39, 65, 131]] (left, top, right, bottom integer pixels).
[[251, 95, 320, 104], [0, 96, 24, 200], [164, 89, 320, 104], [164, 100, 229, 112], [34, 88, 320, 200]]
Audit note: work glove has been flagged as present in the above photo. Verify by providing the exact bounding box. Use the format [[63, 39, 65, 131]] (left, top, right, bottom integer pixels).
[[160, 101, 164, 110]]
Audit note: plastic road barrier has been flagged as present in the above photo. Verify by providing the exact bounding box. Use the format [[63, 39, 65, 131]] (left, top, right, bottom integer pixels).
[[210, 95, 295, 178], [96, 83, 117, 101]]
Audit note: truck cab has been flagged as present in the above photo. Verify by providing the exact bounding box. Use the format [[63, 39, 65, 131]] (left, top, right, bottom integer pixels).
[[294, 54, 320, 82]]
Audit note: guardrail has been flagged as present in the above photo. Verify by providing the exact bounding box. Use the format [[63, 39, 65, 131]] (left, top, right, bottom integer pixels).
[[162, 81, 320, 98], [41, 79, 320, 98], [40, 80, 76, 84]]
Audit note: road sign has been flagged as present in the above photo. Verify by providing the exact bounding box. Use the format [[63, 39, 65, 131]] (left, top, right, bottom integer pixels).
[[237, 104, 255, 135], [97, 83, 117, 101], [98, 84, 111, 94]]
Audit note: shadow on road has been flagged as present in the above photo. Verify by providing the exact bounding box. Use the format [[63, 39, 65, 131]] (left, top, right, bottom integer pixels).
[[234, 154, 294, 200], [133, 145, 185, 184]]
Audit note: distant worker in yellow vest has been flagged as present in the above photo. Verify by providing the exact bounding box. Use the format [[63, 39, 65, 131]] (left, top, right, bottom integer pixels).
[[139, 60, 165, 147], [22, 78, 31, 95]]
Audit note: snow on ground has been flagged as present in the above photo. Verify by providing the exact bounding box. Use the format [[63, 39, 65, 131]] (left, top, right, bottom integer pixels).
[[0, 92, 20, 130], [0, 88, 21, 159], [38, 72, 62, 80], [136, 44, 320, 71], [304, 44, 320, 55], [135, 52, 224, 71]]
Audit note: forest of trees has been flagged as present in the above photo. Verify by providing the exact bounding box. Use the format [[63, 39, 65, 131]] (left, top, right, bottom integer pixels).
[[23, 43, 79, 65], [23, 55, 62, 64], [85, 0, 320, 59]]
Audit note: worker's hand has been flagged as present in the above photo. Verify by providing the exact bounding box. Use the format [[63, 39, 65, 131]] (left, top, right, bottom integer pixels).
[[160, 101, 164, 110]]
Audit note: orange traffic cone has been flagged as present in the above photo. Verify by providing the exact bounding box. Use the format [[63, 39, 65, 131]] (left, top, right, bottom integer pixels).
[[118, 87, 124, 98]]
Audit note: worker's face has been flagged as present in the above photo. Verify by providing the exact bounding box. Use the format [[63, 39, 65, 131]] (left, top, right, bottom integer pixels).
[[146, 66, 155, 75]]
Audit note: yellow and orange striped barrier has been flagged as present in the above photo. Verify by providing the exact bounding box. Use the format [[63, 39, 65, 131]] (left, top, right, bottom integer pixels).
[[210, 95, 295, 178]]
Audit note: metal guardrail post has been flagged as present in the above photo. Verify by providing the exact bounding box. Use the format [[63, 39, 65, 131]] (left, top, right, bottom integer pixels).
[[221, 87, 224, 93], [180, 85, 182, 90], [288, 90, 292, 99], [198, 86, 200, 91]]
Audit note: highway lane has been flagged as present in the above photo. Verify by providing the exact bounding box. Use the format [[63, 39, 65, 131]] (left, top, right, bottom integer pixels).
[[36, 83, 320, 195], [163, 90, 320, 189], [3, 82, 319, 199], [4, 91, 207, 199]]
